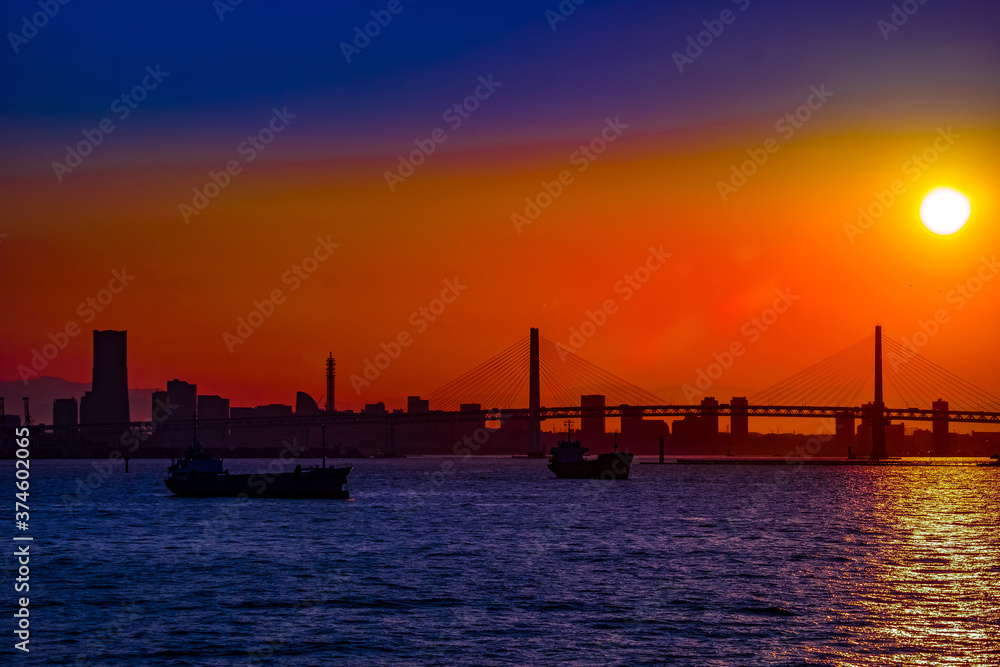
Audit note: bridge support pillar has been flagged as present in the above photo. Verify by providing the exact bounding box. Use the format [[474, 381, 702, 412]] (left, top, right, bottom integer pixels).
[[730, 397, 748, 450], [872, 325, 886, 459], [528, 328, 542, 457], [932, 399, 949, 456]]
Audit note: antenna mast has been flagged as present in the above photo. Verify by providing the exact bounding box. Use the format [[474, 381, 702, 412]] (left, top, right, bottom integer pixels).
[[325, 353, 335, 413]]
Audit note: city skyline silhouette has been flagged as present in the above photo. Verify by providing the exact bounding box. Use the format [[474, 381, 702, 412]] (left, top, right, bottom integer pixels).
[[3, 3, 999, 419], [2, 2, 999, 664], [5, 323, 999, 460]]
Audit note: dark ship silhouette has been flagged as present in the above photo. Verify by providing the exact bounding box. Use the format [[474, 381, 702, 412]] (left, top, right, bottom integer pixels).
[[165, 419, 350, 499], [547, 424, 633, 479]]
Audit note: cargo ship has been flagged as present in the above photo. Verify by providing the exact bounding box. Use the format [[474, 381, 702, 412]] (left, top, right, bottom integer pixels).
[[547, 425, 633, 480], [165, 430, 351, 499]]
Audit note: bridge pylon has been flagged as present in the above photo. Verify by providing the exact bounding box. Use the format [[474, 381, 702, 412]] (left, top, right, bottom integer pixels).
[[528, 327, 542, 457], [872, 324, 886, 459]]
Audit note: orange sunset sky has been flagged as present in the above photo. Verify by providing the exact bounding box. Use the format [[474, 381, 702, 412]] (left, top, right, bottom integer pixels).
[[2, 1, 999, 422]]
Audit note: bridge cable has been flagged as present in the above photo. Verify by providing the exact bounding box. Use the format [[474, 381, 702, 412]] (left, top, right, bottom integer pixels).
[[751, 334, 873, 406]]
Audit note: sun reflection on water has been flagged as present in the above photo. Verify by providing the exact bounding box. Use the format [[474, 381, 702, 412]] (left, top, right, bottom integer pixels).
[[831, 466, 1000, 665]]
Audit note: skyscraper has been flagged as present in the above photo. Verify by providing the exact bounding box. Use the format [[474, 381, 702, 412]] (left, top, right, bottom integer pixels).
[[580, 394, 606, 447], [730, 396, 749, 446], [81, 330, 130, 425], [156, 379, 197, 450], [53, 398, 79, 426], [167, 379, 197, 421], [197, 394, 230, 449]]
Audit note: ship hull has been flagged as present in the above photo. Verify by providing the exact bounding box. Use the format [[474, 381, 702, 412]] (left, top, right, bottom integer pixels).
[[165, 467, 351, 499], [548, 453, 633, 480]]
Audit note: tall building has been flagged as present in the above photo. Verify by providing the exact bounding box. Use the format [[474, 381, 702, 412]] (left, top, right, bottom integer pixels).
[[407, 396, 429, 413], [700, 396, 720, 442], [456, 402, 486, 444], [81, 330, 130, 425], [886, 422, 905, 454], [197, 395, 230, 449], [622, 412, 669, 452], [154, 379, 197, 450], [666, 396, 721, 451], [53, 398, 79, 426], [167, 380, 197, 421], [197, 395, 229, 420], [858, 401, 884, 457], [835, 410, 856, 455], [932, 399, 950, 456]]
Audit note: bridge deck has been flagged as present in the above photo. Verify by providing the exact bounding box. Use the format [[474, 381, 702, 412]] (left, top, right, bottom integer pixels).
[[14, 403, 1000, 436]]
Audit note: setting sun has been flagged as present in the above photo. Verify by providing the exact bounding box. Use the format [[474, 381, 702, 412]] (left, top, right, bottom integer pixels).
[[4, 3, 1000, 665], [920, 187, 972, 235]]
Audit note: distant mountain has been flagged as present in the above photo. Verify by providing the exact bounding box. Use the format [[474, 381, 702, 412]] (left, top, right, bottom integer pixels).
[[0, 377, 158, 424]]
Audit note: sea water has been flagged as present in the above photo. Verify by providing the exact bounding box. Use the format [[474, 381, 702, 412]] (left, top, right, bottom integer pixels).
[[5, 457, 999, 665]]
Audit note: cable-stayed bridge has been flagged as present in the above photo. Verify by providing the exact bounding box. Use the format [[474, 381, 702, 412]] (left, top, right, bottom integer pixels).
[[419, 326, 1000, 458], [12, 326, 1000, 458]]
